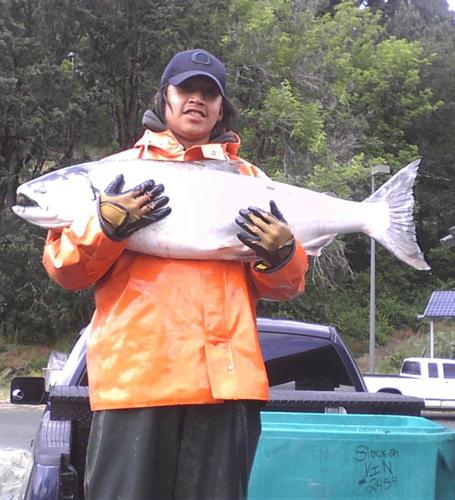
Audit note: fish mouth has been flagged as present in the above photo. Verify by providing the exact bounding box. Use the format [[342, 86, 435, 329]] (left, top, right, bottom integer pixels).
[[12, 200, 64, 229], [15, 193, 39, 208]]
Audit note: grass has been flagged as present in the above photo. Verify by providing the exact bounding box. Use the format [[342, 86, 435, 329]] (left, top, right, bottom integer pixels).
[[0, 386, 8, 401], [0, 345, 51, 401], [0, 335, 75, 401], [356, 321, 455, 374]]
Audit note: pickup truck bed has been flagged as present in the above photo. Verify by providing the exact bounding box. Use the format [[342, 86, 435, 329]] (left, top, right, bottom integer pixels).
[[48, 384, 423, 497], [13, 317, 424, 500]]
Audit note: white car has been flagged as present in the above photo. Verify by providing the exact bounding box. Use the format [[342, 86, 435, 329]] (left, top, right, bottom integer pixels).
[[364, 357, 455, 409]]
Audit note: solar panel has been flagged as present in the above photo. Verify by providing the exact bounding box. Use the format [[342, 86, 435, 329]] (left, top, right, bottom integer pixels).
[[423, 291, 455, 318]]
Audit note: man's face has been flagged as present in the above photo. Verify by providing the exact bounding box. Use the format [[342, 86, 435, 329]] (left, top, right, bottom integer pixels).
[[164, 76, 223, 148]]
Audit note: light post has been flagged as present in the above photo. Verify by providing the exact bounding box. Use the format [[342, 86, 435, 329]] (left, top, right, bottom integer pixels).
[[368, 164, 390, 374]]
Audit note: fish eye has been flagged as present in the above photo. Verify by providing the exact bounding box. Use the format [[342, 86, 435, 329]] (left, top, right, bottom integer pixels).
[[37, 183, 47, 194]]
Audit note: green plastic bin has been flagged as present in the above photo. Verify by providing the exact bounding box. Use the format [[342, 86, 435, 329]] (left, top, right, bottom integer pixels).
[[248, 412, 455, 500]]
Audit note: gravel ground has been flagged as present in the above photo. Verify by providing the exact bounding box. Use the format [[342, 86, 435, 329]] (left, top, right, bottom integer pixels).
[[0, 400, 42, 499], [0, 449, 31, 500]]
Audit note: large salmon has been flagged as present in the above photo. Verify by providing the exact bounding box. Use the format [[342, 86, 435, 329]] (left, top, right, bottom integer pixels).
[[12, 158, 430, 270]]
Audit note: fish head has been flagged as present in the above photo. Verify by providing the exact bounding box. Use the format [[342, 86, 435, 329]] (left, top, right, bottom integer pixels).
[[12, 164, 96, 228]]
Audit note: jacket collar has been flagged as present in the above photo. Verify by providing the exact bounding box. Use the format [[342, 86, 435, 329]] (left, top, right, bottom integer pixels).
[[134, 129, 241, 160]]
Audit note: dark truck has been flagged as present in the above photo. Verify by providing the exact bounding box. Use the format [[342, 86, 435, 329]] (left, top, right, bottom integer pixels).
[[10, 317, 423, 500]]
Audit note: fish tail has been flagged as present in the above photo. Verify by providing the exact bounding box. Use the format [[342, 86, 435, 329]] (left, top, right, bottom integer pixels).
[[364, 159, 430, 270]]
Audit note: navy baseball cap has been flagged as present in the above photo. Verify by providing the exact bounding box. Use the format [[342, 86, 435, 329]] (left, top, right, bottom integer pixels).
[[160, 49, 226, 96]]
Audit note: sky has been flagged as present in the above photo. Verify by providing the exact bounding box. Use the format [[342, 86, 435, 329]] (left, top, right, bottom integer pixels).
[[364, 1, 455, 12]]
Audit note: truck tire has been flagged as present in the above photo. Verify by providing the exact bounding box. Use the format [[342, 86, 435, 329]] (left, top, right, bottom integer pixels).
[[49, 386, 92, 499], [378, 388, 403, 395]]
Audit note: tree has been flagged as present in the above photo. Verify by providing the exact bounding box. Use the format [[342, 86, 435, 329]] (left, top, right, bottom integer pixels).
[[0, 0, 92, 210], [1, 0, 453, 349], [0, 0, 234, 344], [385, 1, 455, 248], [226, 0, 444, 345], [0, 211, 93, 344], [67, 0, 232, 149]]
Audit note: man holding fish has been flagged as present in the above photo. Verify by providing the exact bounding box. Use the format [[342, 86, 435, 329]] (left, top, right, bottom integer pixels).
[[42, 49, 308, 499]]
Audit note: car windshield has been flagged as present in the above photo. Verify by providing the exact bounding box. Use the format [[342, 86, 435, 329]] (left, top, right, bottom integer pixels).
[[443, 363, 455, 379], [402, 361, 421, 375]]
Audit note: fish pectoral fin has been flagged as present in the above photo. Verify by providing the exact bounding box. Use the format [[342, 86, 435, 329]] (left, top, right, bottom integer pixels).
[[216, 243, 255, 260], [302, 234, 337, 256]]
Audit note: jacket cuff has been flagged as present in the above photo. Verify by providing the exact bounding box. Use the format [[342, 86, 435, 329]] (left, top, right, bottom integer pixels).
[[253, 240, 296, 274]]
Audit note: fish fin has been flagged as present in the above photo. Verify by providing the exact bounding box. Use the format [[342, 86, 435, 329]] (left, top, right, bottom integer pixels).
[[303, 234, 337, 256], [364, 159, 430, 271]]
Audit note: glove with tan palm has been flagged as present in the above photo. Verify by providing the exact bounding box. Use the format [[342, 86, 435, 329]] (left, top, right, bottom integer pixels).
[[235, 200, 295, 271], [98, 174, 171, 241]]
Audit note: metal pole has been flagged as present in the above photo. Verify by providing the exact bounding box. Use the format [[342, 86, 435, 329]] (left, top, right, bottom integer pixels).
[[430, 320, 434, 358], [368, 174, 376, 373], [368, 165, 390, 374]]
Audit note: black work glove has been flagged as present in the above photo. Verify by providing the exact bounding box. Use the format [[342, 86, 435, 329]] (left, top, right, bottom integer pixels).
[[235, 200, 295, 271], [98, 174, 171, 241]]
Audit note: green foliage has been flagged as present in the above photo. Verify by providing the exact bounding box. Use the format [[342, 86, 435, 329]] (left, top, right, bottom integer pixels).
[[249, 0, 455, 355], [318, 3, 437, 158], [377, 351, 408, 374], [259, 239, 453, 354], [0, 0, 233, 210], [245, 79, 327, 175], [259, 81, 326, 155], [230, 0, 438, 190], [306, 154, 368, 198], [0, 212, 93, 344], [376, 325, 455, 374], [1, 0, 455, 352], [435, 328, 455, 360], [387, 2, 455, 249], [0, 0, 94, 210]]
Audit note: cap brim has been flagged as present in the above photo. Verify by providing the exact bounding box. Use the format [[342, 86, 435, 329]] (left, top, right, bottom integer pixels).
[[168, 71, 225, 96]]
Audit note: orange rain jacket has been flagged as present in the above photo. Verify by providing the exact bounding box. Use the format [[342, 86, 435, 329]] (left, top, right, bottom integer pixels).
[[43, 129, 308, 411]]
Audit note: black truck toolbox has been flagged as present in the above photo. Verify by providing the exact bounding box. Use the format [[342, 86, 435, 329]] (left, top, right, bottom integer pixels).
[[266, 389, 424, 416]]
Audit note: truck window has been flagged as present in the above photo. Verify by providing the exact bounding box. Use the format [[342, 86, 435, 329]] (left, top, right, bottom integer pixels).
[[79, 370, 89, 386], [443, 363, 455, 379], [401, 360, 421, 376], [428, 363, 438, 378], [260, 333, 353, 390]]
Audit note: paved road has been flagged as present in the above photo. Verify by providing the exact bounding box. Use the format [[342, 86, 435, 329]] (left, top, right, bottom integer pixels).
[[0, 403, 43, 500], [0, 402, 43, 450], [433, 418, 455, 430], [423, 410, 455, 430]]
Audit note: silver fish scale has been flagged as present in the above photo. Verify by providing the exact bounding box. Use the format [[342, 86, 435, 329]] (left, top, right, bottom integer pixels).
[[13, 158, 430, 270]]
